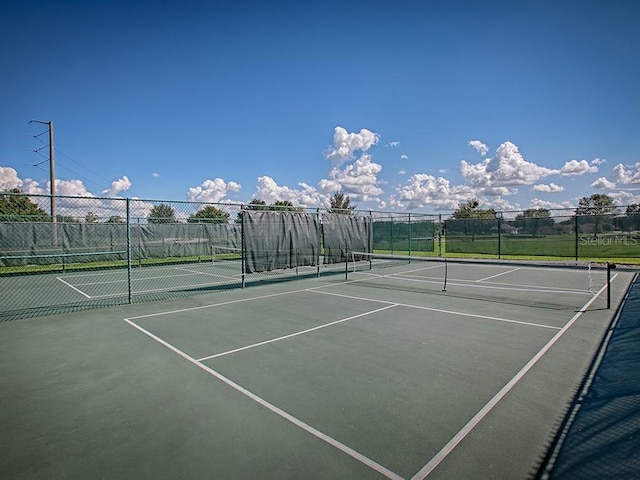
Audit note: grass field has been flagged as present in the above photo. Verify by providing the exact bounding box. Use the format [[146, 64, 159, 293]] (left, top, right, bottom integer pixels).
[[2, 232, 640, 277], [442, 233, 640, 265]]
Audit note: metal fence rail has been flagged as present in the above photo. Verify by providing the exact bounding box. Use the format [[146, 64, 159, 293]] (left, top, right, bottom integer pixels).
[[1, 192, 638, 321], [0, 194, 437, 320]]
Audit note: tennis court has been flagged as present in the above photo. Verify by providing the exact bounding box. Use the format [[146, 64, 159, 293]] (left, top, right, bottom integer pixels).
[[0, 255, 348, 319], [1, 258, 636, 479]]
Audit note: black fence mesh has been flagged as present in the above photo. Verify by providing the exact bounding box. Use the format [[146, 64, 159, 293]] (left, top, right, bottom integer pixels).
[[444, 210, 640, 260], [1, 192, 639, 320]]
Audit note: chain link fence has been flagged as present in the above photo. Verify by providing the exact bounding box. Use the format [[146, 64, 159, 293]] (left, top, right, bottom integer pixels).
[[442, 208, 640, 260], [0, 194, 437, 320], [1, 192, 638, 320]]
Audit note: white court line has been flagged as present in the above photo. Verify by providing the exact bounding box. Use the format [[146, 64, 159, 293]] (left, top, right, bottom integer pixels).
[[310, 289, 561, 331], [406, 273, 595, 294], [56, 276, 91, 298], [74, 270, 236, 287], [197, 304, 399, 361], [409, 273, 618, 479], [123, 317, 403, 480], [387, 272, 594, 295], [356, 271, 594, 297], [175, 267, 235, 279], [477, 268, 520, 282], [85, 280, 235, 299], [126, 289, 312, 320], [123, 274, 561, 330], [124, 279, 382, 320]]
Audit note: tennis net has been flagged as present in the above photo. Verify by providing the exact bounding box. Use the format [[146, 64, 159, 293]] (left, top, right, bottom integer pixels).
[[346, 252, 611, 310]]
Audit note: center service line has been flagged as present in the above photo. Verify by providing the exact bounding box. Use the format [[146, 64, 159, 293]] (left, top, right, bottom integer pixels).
[[123, 317, 404, 480], [198, 303, 398, 361]]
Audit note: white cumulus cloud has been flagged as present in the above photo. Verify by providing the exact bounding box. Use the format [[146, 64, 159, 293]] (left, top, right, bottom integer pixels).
[[318, 154, 384, 202], [253, 176, 326, 207], [532, 183, 564, 193], [591, 177, 616, 189], [187, 178, 241, 203], [102, 176, 132, 197], [469, 140, 489, 157], [530, 197, 576, 210], [612, 163, 640, 184], [461, 141, 558, 190], [55, 179, 94, 197], [560, 159, 598, 176], [391, 173, 476, 210], [324, 126, 380, 165], [0, 166, 44, 194]]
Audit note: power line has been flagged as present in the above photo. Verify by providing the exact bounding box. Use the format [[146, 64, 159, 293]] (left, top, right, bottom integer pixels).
[[54, 148, 115, 187], [54, 161, 111, 192], [29, 122, 118, 193]]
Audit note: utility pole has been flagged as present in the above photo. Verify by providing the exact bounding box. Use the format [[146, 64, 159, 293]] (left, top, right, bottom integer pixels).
[[30, 120, 56, 223]]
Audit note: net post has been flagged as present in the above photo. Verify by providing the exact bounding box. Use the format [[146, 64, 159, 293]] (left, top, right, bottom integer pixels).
[[345, 251, 349, 280], [442, 258, 448, 291], [607, 262, 615, 309]]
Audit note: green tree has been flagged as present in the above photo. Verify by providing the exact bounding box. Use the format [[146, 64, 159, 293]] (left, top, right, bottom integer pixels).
[[451, 199, 496, 219], [271, 200, 303, 212], [328, 191, 354, 214], [513, 208, 554, 237], [0, 188, 50, 221], [619, 204, 640, 232], [245, 199, 268, 211], [148, 203, 177, 224], [105, 216, 124, 223], [85, 212, 99, 223], [57, 215, 80, 223], [576, 194, 616, 235], [188, 205, 230, 223], [448, 199, 496, 237]]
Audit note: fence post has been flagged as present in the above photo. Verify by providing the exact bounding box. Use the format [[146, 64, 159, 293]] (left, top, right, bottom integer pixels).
[[126, 198, 132, 304], [240, 205, 246, 288], [574, 214, 579, 261], [408, 213, 412, 257], [316, 208, 321, 278], [496, 212, 502, 259], [438, 214, 442, 257], [391, 216, 394, 254]]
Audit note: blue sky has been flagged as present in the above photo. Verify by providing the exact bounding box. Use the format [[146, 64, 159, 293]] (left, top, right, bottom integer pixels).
[[1, 0, 639, 214]]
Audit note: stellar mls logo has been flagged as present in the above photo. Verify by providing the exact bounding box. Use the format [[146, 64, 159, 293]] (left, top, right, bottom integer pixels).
[[579, 234, 639, 246]]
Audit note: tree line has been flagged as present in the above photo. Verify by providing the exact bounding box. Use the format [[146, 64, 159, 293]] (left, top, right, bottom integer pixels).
[[0, 189, 355, 223], [449, 194, 640, 236], [3, 188, 639, 232]]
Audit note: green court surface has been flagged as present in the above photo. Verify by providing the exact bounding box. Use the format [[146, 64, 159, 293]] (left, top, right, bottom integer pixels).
[[1, 261, 636, 479]]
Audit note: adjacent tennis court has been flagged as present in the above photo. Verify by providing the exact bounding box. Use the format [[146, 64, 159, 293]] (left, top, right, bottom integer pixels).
[[0, 258, 636, 479]]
